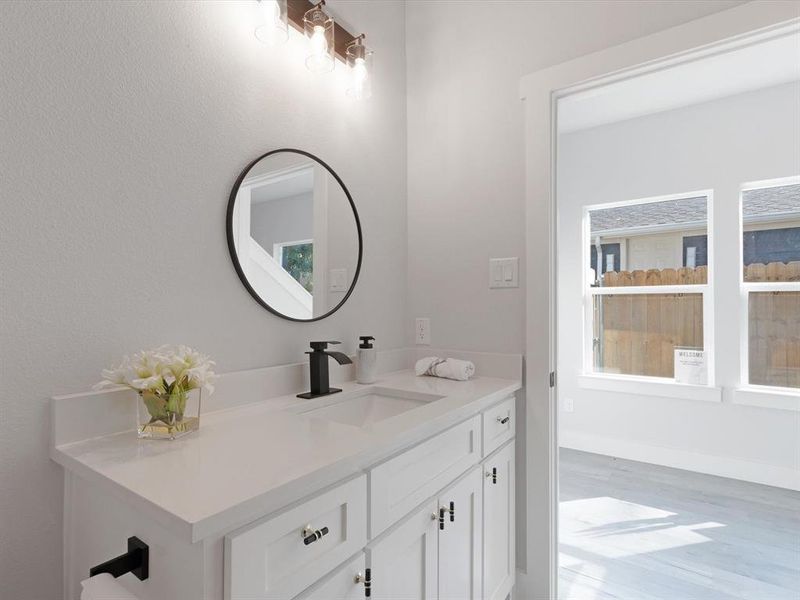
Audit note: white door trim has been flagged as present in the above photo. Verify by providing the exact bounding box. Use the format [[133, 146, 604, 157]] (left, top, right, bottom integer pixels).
[[518, 3, 800, 598]]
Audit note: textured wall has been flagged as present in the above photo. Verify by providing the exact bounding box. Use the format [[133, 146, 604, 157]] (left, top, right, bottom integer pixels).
[[0, 2, 406, 598], [405, 0, 744, 354]]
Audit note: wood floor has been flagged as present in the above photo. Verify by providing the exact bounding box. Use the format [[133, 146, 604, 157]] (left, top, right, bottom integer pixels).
[[559, 449, 800, 600]]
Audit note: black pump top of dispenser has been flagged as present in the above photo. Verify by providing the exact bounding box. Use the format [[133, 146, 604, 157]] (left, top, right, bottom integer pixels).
[[359, 336, 375, 349]]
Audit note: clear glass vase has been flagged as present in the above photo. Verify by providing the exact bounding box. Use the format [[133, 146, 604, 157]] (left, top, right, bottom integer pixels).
[[137, 388, 201, 440]]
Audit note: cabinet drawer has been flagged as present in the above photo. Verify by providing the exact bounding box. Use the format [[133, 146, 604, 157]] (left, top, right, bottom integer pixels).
[[225, 476, 367, 600], [293, 553, 366, 600], [482, 396, 515, 457], [370, 415, 481, 537]]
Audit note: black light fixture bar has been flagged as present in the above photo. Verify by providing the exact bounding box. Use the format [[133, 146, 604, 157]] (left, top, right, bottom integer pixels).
[[287, 0, 359, 62]]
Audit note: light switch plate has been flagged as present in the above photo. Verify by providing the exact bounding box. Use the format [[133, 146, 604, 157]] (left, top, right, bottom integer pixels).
[[489, 257, 519, 288], [415, 318, 431, 345], [329, 268, 348, 292]]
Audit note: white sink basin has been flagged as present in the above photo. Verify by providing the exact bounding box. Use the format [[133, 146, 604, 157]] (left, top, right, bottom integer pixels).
[[298, 387, 444, 427]]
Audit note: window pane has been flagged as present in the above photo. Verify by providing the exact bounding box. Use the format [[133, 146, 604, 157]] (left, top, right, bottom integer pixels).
[[742, 183, 800, 282], [593, 293, 704, 379], [748, 291, 800, 389], [281, 242, 314, 293], [589, 196, 708, 286]]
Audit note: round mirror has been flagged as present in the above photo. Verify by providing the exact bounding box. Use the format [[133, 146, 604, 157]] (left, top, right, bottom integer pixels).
[[226, 149, 363, 321]]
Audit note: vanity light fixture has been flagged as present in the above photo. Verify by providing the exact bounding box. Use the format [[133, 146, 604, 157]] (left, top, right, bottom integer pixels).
[[346, 34, 373, 100], [303, 1, 335, 74], [255, 0, 288, 46], [256, 0, 372, 98]]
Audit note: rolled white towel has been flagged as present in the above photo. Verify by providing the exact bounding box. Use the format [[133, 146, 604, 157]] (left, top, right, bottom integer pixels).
[[415, 357, 475, 381], [81, 573, 140, 600]]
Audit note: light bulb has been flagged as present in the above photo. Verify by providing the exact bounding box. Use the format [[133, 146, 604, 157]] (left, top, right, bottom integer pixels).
[[255, 0, 287, 46], [346, 41, 372, 100], [310, 25, 328, 57], [303, 6, 334, 74], [350, 58, 368, 99], [306, 25, 333, 73], [261, 0, 280, 20]]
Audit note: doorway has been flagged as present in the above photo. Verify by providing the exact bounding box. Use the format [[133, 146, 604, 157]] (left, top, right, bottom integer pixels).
[[517, 7, 800, 599], [554, 25, 800, 600]]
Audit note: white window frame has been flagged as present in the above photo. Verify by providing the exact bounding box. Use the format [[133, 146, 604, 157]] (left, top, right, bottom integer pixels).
[[582, 190, 716, 391], [737, 176, 800, 404]]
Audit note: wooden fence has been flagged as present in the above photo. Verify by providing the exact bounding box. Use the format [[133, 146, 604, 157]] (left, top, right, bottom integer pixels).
[[595, 263, 799, 386]]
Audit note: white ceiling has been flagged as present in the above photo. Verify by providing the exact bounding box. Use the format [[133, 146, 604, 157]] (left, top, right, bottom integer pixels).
[[558, 32, 800, 133], [249, 167, 314, 203]]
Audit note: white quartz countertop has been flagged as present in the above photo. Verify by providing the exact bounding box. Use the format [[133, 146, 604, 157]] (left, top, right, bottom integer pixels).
[[52, 370, 520, 543]]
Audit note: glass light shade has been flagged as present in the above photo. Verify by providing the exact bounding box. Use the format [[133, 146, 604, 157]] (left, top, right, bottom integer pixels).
[[346, 38, 373, 99], [255, 0, 288, 46], [303, 6, 335, 73]]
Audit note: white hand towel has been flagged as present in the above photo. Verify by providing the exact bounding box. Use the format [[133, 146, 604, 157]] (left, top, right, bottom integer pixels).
[[415, 357, 475, 381], [81, 573, 140, 600]]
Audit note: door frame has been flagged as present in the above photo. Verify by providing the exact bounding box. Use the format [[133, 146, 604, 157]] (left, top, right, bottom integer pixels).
[[517, 4, 800, 598]]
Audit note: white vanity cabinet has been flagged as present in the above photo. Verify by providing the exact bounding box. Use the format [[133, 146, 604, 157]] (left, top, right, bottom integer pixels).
[[295, 553, 367, 600], [225, 476, 367, 600], [437, 466, 483, 600], [482, 441, 516, 600], [224, 398, 516, 600], [367, 465, 484, 600], [54, 371, 520, 600], [368, 498, 440, 600]]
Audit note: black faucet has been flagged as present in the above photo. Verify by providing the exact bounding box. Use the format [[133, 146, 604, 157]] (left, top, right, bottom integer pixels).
[[297, 341, 353, 399]]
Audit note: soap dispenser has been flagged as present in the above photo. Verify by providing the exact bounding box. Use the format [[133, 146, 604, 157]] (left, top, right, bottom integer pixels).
[[356, 336, 377, 384]]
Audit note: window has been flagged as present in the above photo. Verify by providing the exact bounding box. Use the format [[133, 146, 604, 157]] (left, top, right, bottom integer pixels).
[[586, 193, 711, 383], [274, 240, 314, 293], [741, 179, 800, 390]]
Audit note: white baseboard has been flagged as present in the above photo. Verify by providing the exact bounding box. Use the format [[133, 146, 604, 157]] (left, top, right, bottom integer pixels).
[[560, 430, 800, 491]]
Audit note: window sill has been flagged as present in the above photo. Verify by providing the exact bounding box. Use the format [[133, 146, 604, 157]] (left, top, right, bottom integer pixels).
[[578, 374, 722, 403], [733, 387, 800, 412]]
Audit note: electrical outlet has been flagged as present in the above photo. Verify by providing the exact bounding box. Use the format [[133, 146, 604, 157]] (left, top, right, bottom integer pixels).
[[415, 318, 431, 345], [561, 397, 574, 413]]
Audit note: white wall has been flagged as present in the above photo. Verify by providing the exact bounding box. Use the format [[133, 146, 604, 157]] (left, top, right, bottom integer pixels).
[[0, 2, 407, 598], [250, 192, 314, 254], [558, 83, 800, 486], [404, 0, 745, 580], [405, 0, 744, 353]]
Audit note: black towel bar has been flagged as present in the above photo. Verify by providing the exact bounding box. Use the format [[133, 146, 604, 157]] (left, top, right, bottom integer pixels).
[[89, 536, 149, 581]]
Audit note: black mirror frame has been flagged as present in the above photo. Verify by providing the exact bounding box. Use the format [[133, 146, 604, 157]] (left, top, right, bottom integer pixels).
[[226, 148, 363, 323]]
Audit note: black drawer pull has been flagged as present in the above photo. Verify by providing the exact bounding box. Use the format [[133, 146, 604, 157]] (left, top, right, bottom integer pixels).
[[486, 467, 498, 484], [497, 415, 510, 425], [439, 506, 446, 530], [302, 525, 329, 545], [449, 501, 455, 522], [365, 568, 372, 597]]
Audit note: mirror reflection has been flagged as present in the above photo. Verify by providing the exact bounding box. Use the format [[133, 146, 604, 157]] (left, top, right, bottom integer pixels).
[[228, 150, 361, 321]]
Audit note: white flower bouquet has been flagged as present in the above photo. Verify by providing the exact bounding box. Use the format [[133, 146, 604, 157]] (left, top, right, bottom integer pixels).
[[96, 345, 216, 439]]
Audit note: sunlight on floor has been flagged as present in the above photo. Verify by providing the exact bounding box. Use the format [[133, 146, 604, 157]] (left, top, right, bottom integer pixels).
[[561, 496, 725, 559], [558, 451, 800, 600]]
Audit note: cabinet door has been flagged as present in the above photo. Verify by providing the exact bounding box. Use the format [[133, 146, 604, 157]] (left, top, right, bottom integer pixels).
[[438, 467, 482, 600], [368, 499, 438, 600], [294, 553, 365, 600], [483, 441, 515, 600]]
